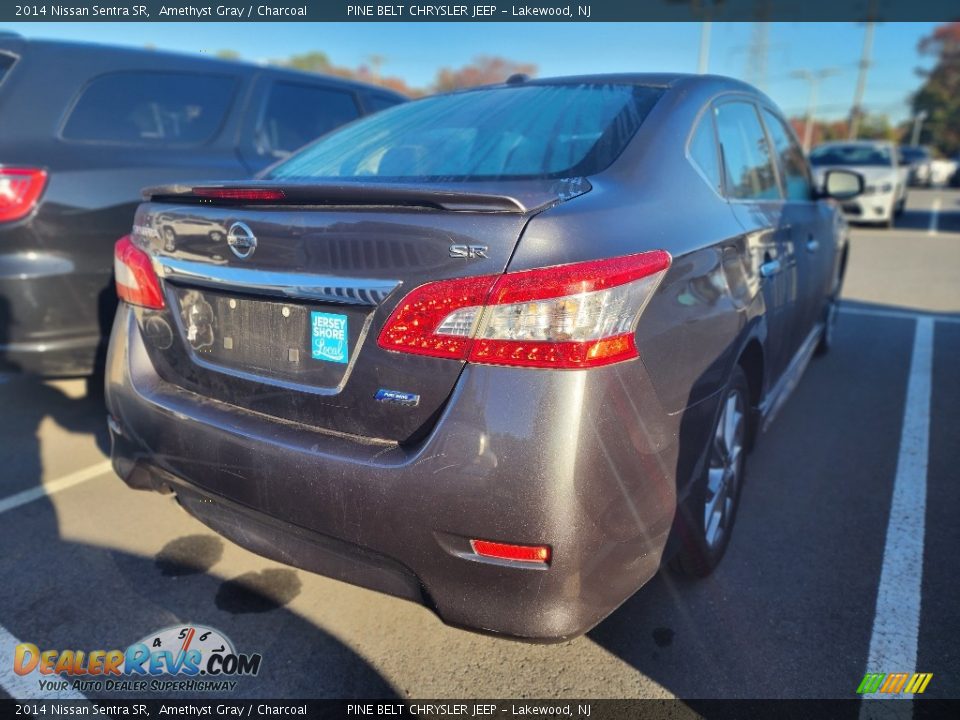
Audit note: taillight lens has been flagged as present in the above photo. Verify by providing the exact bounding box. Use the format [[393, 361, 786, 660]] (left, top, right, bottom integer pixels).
[[0, 168, 47, 223], [377, 250, 671, 369], [114, 235, 165, 309]]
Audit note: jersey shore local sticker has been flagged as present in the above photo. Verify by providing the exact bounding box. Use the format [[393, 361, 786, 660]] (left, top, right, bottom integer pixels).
[[311, 311, 349, 363]]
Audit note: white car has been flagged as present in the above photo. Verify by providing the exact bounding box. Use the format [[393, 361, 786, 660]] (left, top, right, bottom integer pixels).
[[810, 141, 908, 228]]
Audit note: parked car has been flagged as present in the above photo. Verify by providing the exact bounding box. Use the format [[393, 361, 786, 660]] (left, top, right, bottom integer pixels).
[[898, 145, 933, 187], [932, 157, 959, 187], [106, 74, 861, 641], [0, 34, 405, 376], [810, 140, 907, 227]]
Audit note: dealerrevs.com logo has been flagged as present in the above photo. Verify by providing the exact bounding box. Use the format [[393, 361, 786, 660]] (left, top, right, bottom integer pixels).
[[14, 625, 262, 693]]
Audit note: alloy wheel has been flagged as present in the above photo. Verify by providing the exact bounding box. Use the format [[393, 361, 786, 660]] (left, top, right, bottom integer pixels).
[[704, 388, 745, 550]]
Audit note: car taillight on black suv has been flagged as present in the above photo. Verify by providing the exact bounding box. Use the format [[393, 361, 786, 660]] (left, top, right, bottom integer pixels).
[[0, 168, 47, 223]]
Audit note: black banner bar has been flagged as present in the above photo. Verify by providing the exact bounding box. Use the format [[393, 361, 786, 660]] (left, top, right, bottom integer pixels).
[[2, 699, 959, 720], [1, 0, 959, 23]]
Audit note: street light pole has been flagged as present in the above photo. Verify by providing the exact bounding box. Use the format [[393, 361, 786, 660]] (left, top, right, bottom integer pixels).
[[792, 68, 841, 154], [849, 20, 876, 140], [698, 21, 712, 74], [910, 110, 929, 147]]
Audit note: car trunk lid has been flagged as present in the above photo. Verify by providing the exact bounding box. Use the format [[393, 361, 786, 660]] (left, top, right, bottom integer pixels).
[[131, 179, 588, 442]]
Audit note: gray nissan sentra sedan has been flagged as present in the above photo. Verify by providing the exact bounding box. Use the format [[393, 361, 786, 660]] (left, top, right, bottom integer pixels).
[[106, 74, 864, 641]]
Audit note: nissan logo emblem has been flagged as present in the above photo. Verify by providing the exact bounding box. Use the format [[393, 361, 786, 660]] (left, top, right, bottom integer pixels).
[[227, 222, 257, 259]]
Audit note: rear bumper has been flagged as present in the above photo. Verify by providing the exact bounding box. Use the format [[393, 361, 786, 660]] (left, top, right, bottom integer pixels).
[[0, 249, 112, 376], [106, 306, 682, 640]]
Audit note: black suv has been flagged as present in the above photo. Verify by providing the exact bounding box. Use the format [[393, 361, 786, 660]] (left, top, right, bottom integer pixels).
[[0, 34, 404, 376]]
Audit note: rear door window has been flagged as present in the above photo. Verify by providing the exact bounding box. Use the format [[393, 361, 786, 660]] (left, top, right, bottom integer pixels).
[[62, 72, 236, 145], [761, 108, 813, 201], [714, 101, 781, 201], [255, 81, 362, 159]]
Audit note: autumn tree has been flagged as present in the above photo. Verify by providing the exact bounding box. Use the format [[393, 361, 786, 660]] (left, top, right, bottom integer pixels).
[[913, 22, 960, 155], [271, 52, 419, 97], [432, 56, 537, 92]]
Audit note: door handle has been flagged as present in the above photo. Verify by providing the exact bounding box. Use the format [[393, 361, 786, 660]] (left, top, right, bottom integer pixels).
[[806, 238, 820, 253], [760, 259, 782, 278]]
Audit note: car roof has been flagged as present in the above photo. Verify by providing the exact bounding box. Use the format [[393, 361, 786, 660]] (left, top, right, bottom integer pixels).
[[0, 36, 406, 98]]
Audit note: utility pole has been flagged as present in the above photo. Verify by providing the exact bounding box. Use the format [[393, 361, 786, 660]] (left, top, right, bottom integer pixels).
[[792, 68, 841, 153], [848, 20, 876, 139], [698, 21, 712, 74], [910, 110, 928, 146], [746, 22, 770, 92]]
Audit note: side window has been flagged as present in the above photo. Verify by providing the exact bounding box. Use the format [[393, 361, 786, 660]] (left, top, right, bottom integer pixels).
[[62, 72, 236, 145], [762, 109, 813, 201], [714, 101, 781, 201], [688, 109, 722, 194], [257, 82, 361, 158], [365, 94, 404, 114]]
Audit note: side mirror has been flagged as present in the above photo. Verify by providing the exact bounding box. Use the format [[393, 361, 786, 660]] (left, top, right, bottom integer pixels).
[[823, 169, 864, 200]]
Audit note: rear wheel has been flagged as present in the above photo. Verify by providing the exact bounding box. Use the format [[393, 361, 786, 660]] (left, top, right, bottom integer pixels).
[[671, 366, 749, 578]]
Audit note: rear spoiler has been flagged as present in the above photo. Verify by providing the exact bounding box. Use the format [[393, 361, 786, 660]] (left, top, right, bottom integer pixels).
[[142, 178, 591, 215]]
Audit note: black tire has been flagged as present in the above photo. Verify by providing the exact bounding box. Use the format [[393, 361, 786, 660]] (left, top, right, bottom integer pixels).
[[815, 299, 838, 356], [671, 366, 750, 578]]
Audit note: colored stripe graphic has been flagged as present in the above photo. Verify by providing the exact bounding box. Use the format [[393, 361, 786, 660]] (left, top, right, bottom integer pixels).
[[906, 673, 933, 694], [857, 672, 933, 694], [857, 674, 886, 694], [880, 673, 908, 693]]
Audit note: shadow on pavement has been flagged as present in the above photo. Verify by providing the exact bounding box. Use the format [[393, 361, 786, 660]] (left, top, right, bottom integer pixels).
[[0, 295, 397, 700]]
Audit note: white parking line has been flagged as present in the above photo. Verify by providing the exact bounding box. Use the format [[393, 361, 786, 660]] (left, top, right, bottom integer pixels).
[[0, 461, 113, 516], [860, 317, 934, 707], [840, 305, 960, 325], [0, 624, 88, 700], [927, 196, 941, 236]]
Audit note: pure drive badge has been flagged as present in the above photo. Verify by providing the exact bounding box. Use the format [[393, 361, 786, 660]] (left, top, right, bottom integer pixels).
[[375, 389, 420, 407], [311, 311, 348, 364]]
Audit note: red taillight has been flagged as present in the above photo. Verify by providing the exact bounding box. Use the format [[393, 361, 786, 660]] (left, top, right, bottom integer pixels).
[[192, 187, 286, 201], [471, 539, 551, 564], [377, 251, 671, 369], [114, 235, 165, 309], [0, 168, 47, 223]]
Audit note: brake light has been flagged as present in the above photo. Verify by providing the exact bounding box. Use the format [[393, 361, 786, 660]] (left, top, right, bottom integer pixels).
[[114, 235, 165, 309], [377, 251, 671, 369], [192, 187, 286, 201], [0, 168, 47, 223], [471, 539, 551, 564]]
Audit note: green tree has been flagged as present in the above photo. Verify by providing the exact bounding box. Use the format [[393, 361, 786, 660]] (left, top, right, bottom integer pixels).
[[215, 49, 242, 61], [913, 22, 960, 155]]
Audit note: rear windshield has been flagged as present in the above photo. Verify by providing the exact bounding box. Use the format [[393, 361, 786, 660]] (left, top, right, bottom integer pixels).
[[810, 144, 893, 167], [267, 83, 662, 181], [62, 71, 237, 145]]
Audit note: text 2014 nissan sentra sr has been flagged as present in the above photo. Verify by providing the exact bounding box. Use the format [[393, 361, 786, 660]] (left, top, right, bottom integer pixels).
[[106, 74, 864, 641]]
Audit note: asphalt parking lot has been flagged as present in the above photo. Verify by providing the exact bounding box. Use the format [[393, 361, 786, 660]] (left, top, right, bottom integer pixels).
[[0, 189, 958, 701]]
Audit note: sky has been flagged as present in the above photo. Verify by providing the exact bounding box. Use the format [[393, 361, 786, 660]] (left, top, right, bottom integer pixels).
[[3, 21, 942, 124]]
